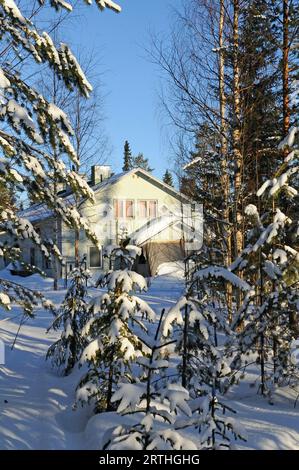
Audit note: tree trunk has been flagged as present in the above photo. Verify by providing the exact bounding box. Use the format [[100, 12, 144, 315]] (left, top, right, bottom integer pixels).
[[259, 249, 266, 396], [232, 0, 243, 259], [106, 361, 114, 411], [51, 141, 60, 291], [75, 228, 80, 267], [232, 0, 243, 312], [52, 66, 59, 290], [53, 215, 59, 290], [283, 0, 290, 137], [219, 0, 232, 321], [182, 303, 189, 388]]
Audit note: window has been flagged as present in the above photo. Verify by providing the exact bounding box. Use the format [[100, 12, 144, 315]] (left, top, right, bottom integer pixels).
[[113, 199, 124, 218], [149, 200, 157, 218], [126, 200, 134, 218], [89, 247, 102, 268], [113, 200, 134, 219], [137, 200, 158, 219], [138, 200, 147, 218]]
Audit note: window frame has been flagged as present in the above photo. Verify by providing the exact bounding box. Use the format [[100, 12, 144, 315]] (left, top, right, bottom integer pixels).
[[138, 200, 148, 218], [148, 200, 158, 219], [125, 199, 134, 218], [113, 199, 135, 219], [137, 199, 158, 219]]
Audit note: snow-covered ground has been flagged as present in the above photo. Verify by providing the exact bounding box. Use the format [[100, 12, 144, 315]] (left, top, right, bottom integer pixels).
[[0, 270, 298, 450]]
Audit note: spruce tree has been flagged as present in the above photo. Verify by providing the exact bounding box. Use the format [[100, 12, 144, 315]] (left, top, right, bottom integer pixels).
[[103, 377, 195, 450], [76, 243, 156, 412], [163, 169, 173, 186], [122, 140, 132, 171], [102, 314, 196, 450], [47, 259, 91, 375], [181, 127, 226, 266], [230, 125, 299, 397], [131, 153, 153, 172], [158, 262, 249, 449], [237, 0, 281, 196]]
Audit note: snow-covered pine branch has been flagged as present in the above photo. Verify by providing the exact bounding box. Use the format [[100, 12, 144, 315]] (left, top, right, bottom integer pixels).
[[0, 0, 120, 313]]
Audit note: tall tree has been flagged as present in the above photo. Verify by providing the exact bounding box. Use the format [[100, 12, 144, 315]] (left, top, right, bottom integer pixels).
[[122, 140, 132, 171], [131, 152, 153, 172], [162, 169, 173, 186], [231, 125, 299, 396]]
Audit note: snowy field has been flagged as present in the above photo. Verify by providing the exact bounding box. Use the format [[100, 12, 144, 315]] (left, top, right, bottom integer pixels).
[[0, 269, 298, 450]]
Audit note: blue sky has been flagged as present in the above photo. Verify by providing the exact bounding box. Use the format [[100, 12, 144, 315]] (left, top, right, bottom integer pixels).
[[65, 0, 179, 179]]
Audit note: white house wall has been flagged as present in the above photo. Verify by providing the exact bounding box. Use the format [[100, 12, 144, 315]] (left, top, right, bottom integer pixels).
[[61, 172, 189, 270]]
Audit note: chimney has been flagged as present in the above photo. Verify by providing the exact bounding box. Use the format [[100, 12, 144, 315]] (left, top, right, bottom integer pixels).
[[91, 165, 112, 185]]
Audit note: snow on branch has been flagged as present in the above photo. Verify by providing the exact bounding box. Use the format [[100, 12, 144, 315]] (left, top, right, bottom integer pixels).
[[193, 266, 251, 291]]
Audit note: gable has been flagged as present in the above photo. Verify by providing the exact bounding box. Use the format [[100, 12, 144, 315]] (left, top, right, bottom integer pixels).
[[91, 169, 191, 207]]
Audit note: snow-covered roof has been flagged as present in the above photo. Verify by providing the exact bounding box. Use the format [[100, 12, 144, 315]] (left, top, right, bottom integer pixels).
[[19, 203, 53, 223], [20, 167, 190, 223]]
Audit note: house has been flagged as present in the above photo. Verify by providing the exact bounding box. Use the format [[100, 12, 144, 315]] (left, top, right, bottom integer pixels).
[[0, 166, 202, 278]]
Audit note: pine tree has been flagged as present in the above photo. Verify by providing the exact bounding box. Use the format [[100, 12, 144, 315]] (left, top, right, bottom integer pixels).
[[103, 265, 248, 450], [131, 153, 153, 172], [182, 391, 247, 450], [103, 379, 195, 450], [162, 294, 230, 391], [162, 169, 173, 187], [230, 125, 299, 397], [181, 127, 227, 269], [122, 140, 132, 171], [237, 0, 281, 196], [0, 0, 120, 315], [76, 243, 156, 412], [158, 263, 249, 449], [162, 260, 252, 389], [102, 315, 196, 450], [47, 259, 91, 375]]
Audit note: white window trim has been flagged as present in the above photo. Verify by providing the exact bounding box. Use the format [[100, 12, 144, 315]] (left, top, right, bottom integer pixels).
[[113, 199, 135, 219], [137, 199, 158, 219]]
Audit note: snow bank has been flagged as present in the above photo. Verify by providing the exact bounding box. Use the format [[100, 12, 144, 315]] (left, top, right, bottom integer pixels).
[[0, 266, 54, 291], [156, 261, 185, 279]]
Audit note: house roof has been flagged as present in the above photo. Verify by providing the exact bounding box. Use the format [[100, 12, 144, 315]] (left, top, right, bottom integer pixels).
[[20, 168, 191, 223]]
